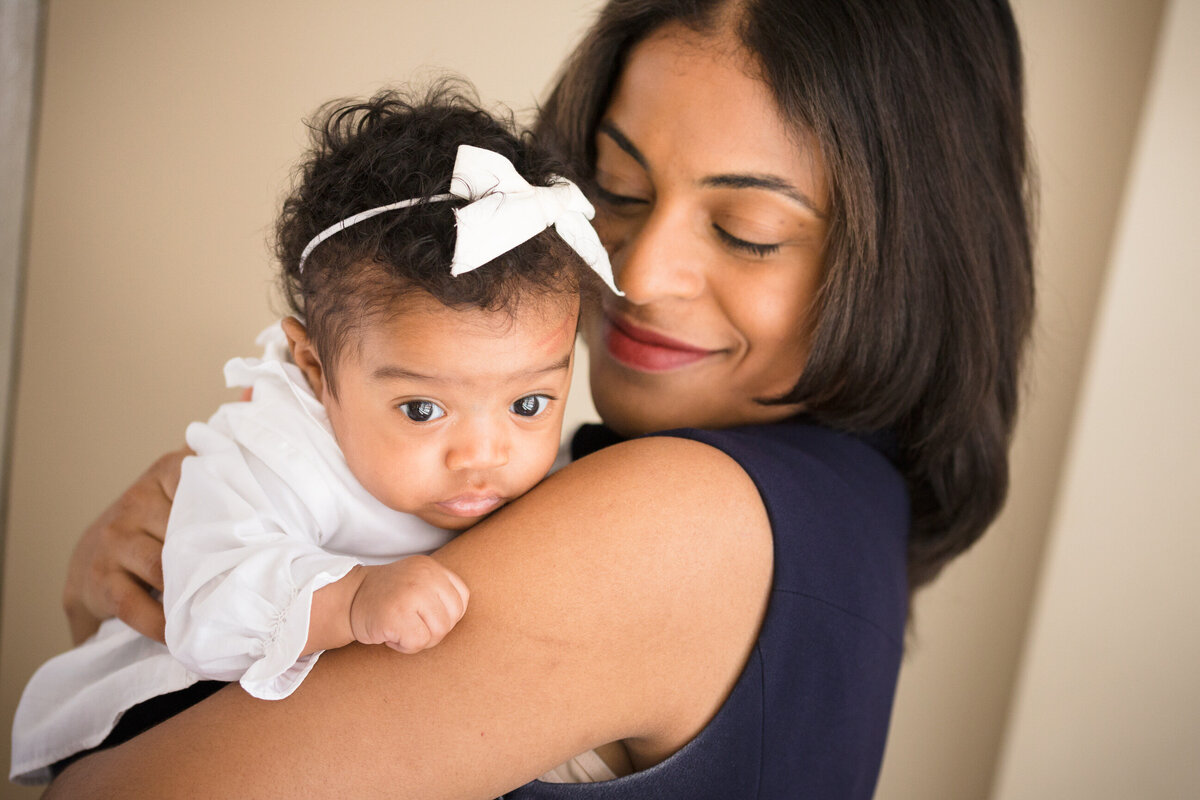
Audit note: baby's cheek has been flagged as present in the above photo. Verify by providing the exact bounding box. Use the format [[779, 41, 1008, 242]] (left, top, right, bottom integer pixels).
[[360, 444, 436, 514], [530, 430, 566, 486]]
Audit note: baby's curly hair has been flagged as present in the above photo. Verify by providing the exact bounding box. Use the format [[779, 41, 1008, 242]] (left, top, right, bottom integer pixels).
[[275, 83, 591, 393]]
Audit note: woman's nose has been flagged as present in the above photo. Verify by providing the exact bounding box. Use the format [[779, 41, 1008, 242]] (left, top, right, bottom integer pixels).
[[609, 205, 707, 305], [444, 419, 509, 472]]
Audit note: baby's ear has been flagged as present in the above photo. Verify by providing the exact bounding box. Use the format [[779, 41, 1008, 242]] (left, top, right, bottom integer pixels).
[[281, 317, 327, 399]]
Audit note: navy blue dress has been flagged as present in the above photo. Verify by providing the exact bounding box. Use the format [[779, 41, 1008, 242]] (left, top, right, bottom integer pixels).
[[508, 418, 909, 799]]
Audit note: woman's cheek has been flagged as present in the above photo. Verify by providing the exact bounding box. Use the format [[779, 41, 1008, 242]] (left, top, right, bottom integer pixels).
[[739, 283, 817, 393]]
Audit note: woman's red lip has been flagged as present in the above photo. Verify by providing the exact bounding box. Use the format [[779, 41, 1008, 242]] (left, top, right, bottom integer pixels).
[[603, 314, 718, 372]]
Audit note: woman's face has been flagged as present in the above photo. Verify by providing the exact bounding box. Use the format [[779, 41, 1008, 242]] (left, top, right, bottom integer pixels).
[[582, 24, 829, 436]]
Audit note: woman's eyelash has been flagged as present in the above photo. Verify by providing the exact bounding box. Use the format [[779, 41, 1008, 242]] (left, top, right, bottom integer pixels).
[[713, 225, 781, 257], [594, 185, 648, 206], [595, 181, 781, 257]]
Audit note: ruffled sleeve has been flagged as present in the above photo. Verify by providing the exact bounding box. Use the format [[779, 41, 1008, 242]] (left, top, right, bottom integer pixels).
[[162, 383, 356, 700]]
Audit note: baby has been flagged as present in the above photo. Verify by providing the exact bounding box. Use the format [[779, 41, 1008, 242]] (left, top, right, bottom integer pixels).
[[12, 87, 624, 785]]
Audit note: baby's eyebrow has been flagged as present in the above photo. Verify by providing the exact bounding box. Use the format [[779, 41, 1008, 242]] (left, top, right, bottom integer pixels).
[[507, 352, 573, 380], [371, 353, 571, 384], [528, 352, 573, 376], [370, 365, 436, 382]]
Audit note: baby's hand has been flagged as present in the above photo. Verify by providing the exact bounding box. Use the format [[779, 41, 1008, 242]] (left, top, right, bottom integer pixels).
[[348, 556, 469, 654]]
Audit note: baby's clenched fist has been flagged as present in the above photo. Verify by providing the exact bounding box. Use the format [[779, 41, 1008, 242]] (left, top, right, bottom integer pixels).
[[348, 556, 470, 653]]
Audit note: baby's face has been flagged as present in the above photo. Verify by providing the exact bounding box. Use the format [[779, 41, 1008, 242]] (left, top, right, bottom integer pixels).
[[321, 291, 579, 530]]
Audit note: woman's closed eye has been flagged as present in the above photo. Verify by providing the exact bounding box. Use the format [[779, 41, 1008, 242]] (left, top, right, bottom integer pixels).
[[712, 224, 782, 257], [510, 394, 552, 418], [594, 184, 649, 209], [398, 400, 445, 422]]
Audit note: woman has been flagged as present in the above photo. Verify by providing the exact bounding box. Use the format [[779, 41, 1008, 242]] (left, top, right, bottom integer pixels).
[[50, 0, 1032, 796]]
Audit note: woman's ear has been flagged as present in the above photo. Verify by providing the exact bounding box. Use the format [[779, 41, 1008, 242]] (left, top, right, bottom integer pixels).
[[281, 317, 328, 400]]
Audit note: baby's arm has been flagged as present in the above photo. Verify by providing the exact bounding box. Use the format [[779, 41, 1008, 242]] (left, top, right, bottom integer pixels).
[[163, 418, 362, 699], [165, 407, 470, 697], [305, 556, 469, 655]]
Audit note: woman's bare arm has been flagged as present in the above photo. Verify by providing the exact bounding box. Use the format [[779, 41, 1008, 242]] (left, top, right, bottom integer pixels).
[[49, 437, 773, 799], [62, 449, 187, 644]]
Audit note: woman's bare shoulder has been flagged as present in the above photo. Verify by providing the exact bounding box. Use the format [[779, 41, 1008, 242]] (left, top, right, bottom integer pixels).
[[472, 433, 773, 571], [485, 434, 774, 602], [440, 433, 774, 754], [50, 435, 773, 798], [552, 432, 764, 507]]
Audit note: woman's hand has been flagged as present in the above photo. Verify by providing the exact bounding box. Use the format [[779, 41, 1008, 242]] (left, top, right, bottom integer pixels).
[[63, 449, 188, 645]]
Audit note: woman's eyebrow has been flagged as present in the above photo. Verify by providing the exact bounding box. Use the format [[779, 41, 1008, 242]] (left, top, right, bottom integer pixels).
[[597, 120, 648, 170], [599, 120, 824, 219], [701, 174, 827, 219]]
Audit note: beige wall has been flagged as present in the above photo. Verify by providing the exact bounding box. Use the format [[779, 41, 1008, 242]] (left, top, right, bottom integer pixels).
[[877, 1, 1167, 797], [993, 0, 1200, 796], [1, 2, 1189, 798], [0, 0, 41, 623]]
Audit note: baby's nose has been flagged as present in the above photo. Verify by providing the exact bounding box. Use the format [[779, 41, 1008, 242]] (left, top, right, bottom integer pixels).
[[445, 425, 509, 472]]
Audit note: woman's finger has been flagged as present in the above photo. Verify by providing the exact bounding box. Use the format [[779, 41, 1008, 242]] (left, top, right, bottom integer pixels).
[[100, 572, 166, 643], [147, 448, 189, 505], [126, 449, 190, 543], [115, 529, 166, 592], [62, 449, 188, 644]]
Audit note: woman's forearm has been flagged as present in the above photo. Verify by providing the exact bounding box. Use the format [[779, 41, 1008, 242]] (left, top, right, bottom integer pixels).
[[49, 438, 774, 798]]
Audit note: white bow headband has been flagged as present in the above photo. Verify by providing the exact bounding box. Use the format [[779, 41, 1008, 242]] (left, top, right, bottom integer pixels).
[[296, 144, 622, 296]]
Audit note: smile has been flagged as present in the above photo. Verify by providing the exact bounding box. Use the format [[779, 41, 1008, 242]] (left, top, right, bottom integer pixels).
[[603, 314, 719, 373], [436, 493, 504, 517]]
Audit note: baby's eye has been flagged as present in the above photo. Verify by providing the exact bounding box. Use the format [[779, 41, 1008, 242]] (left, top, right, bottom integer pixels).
[[398, 400, 445, 422], [510, 395, 550, 418]]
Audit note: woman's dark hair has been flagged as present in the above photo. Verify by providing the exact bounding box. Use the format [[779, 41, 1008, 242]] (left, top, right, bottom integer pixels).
[[276, 83, 589, 393], [538, 0, 1035, 592]]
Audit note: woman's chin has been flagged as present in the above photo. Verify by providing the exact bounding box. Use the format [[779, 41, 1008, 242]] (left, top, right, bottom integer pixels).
[[589, 365, 804, 436], [589, 375, 713, 435]]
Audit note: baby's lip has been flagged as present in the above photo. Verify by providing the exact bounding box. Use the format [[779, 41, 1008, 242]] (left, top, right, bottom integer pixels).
[[436, 493, 504, 517]]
